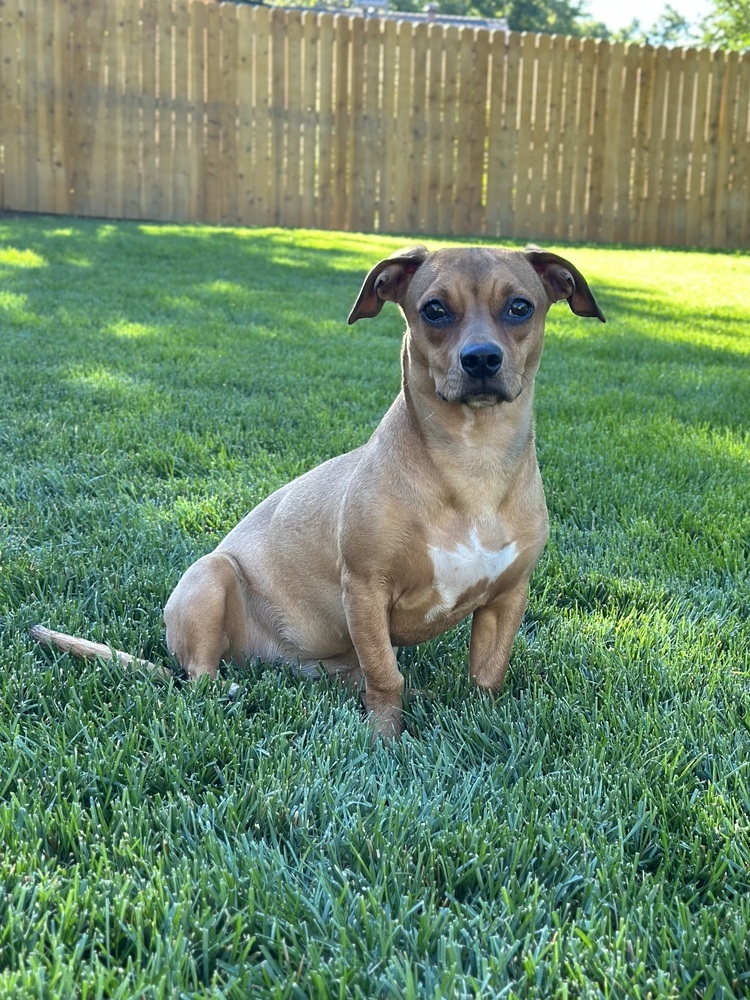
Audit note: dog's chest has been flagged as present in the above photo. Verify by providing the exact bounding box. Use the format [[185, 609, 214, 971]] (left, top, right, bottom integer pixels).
[[426, 529, 517, 621]]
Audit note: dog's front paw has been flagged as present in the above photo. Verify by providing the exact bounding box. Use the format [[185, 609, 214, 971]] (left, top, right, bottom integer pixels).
[[363, 695, 404, 743], [370, 707, 404, 743]]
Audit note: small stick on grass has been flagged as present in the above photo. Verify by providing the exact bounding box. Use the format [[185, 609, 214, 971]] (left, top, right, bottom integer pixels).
[[29, 625, 241, 698], [30, 624, 175, 684]]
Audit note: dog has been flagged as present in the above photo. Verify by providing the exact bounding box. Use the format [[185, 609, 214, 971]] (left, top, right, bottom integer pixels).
[[161, 245, 605, 739], [32, 245, 604, 735]]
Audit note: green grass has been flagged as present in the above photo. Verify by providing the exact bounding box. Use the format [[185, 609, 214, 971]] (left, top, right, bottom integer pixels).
[[1, 215, 749, 998]]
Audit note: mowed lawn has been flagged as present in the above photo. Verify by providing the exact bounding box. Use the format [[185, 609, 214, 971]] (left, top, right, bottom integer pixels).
[[1, 215, 749, 998]]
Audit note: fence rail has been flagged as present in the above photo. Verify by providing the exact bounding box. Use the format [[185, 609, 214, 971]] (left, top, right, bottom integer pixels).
[[1, 0, 749, 248]]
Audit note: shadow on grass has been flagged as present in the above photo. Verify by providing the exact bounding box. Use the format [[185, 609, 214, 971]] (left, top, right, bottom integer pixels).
[[0, 216, 381, 328], [1, 216, 746, 337], [1, 215, 747, 358], [3, 215, 748, 517], [3, 215, 747, 445]]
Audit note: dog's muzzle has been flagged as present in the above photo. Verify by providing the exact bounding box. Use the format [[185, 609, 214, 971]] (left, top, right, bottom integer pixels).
[[459, 342, 507, 406], [459, 343, 503, 380]]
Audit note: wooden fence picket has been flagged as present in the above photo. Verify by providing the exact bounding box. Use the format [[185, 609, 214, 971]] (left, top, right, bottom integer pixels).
[[300, 11, 319, 230], [729, 52, 750, 248], [437, 24, 459, 237]]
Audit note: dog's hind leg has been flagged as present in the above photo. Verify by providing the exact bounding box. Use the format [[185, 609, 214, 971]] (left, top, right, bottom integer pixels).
[[164, 552, 248, 680]]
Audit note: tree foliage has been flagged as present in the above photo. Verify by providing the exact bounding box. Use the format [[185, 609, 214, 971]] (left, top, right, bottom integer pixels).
[[700, 0, 750, 49], [613, 0, 749, 49], [611, 4, 698, 46]]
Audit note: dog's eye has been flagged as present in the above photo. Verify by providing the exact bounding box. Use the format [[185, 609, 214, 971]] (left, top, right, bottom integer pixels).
[[421, 300, 451, 324], [504, 298, 534, 323]]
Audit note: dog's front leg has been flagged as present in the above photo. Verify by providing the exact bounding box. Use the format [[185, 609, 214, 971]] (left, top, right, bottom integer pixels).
[[342, 572, 404, 741], [468, 581, 530, 693]]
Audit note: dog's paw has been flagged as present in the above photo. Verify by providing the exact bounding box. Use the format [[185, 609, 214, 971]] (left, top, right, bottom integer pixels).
[[365, 701, 404, 744]]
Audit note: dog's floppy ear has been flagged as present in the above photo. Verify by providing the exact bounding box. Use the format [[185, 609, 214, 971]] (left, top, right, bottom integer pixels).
[[524, 250, 606, 322], [348, 246, 429, 324]]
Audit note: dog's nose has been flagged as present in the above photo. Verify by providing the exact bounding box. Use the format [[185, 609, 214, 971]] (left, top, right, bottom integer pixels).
[[460, 343, 503, 379]]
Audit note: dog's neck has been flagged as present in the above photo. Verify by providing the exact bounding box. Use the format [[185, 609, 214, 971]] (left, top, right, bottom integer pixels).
[[395, 341, 538, 509]]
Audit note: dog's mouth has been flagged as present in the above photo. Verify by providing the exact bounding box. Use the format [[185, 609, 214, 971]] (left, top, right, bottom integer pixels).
[[434, 368, 526, 408], [437, 383, 522, 407], [463, 393, 503, 409]]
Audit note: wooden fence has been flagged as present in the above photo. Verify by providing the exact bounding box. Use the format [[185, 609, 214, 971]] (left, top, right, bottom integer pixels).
[[1, 0, 749, 248]]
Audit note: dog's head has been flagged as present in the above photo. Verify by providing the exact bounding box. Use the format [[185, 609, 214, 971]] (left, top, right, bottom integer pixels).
[[349, 246, 604, 409]]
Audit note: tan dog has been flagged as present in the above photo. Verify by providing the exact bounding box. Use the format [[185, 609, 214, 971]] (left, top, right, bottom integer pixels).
[[162, 245, 604, 739]]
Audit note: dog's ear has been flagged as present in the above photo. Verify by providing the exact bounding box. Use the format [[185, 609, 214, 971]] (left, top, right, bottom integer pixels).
[[348, 246, 429, 323], [524, 250, 606, 322]]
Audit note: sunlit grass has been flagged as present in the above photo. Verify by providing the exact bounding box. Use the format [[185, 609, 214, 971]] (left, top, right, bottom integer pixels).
[[0, 215, 748, 997]]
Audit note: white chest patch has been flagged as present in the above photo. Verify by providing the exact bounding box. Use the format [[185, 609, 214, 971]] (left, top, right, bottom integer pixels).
[[427, 531, 518, 621]]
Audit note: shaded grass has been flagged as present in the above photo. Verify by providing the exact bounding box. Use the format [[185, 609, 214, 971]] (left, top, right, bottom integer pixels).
[[1, 215, 749, 997]]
